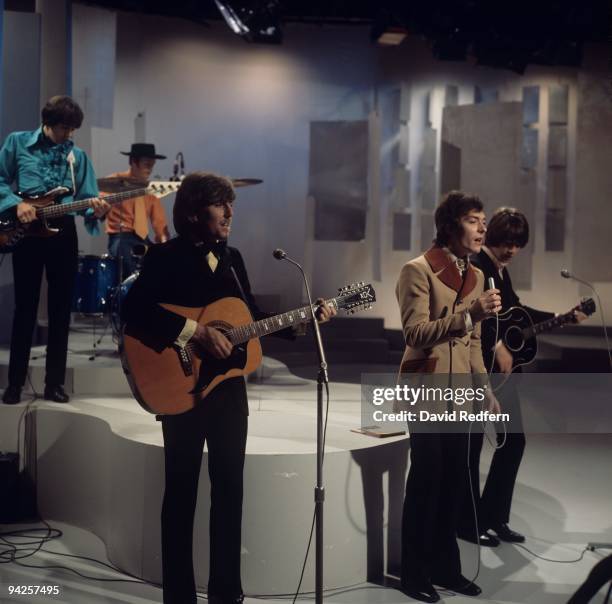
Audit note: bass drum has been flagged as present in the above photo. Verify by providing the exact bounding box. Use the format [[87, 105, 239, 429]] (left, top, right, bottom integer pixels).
[[110, 271, 139, 335], [73, 255, 119, 315]]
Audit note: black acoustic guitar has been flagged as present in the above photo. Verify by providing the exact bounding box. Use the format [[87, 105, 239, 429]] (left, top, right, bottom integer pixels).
[[484, 298, 596, 372]]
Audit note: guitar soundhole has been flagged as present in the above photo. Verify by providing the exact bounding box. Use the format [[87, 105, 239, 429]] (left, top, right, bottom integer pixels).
[[505, 325, 524, 352]]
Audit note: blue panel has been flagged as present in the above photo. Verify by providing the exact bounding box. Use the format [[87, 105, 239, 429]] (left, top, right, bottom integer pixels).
[[522, 86, 540, 124]]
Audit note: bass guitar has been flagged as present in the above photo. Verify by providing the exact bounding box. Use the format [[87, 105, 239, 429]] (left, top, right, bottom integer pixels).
[[485, 297, 596, 373], [120, 282, 376, 415], [0, 181, 180, 253]]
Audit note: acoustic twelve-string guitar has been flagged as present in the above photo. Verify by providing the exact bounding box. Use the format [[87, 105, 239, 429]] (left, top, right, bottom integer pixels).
[[120, 282, 376, 415]]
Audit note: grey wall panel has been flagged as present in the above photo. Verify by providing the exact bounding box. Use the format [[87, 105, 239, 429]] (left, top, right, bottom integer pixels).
[[392, 212, 411, 251], [1, 11, 41, 139], [549, 84, 569, 125], [441, 102, 534, 288], [417, 127, 437, 209], [573, 70, 612, 282], [309, 120, 368, 241], [440, 140, 461, 195], [71, 3, 116, 131]]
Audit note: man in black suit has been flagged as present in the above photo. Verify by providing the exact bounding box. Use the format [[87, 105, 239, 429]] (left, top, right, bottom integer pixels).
[[459, 207, 585, 547], [122, 172, 334, 604]]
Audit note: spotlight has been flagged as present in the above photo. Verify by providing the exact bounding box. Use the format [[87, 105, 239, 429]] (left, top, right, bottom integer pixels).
[[214, 0, 282, 44]]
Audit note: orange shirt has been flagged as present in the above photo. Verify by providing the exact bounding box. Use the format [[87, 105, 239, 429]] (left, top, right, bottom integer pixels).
[[104, 170, 169, 241]]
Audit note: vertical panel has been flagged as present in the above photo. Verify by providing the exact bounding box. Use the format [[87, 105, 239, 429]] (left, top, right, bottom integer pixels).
[[392, 213, 412, 250], [440, 102, 534, 288], [309, 121, 368, 241], [1, 11, 41, 139], [549, 84, 569, 125], [440, 140, 461, 195], [71, 3, 116, 129], [574, 71, 612, 282], [418, 128, 437, 209], [522, 86, 540, 125], [548, 125, 567, 167]]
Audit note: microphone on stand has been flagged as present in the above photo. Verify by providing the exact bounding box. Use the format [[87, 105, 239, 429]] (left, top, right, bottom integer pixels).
[[560, 269, 612, 371], [273, 246, 328, 603]]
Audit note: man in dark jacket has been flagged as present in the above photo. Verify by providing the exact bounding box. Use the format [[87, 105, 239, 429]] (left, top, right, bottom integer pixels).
[[459, 207, 585, 547], [122, 172, 334, 604]]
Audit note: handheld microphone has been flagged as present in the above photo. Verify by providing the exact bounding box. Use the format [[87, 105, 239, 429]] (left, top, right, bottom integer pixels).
[[273, 248, 287, 260], [487, 277, 495, 291]]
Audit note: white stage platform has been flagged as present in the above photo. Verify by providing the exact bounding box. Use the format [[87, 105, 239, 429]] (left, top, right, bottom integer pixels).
[[0, 339, 409, 594]]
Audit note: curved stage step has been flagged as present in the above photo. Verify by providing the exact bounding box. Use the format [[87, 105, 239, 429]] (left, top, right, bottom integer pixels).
[[1, 379, 409, 594]]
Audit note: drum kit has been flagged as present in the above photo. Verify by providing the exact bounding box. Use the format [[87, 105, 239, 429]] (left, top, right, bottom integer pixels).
[[72, 175, 263, 356]]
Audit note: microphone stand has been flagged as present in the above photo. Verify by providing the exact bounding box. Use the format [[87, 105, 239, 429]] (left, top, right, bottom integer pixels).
[[276, 250, 327, 604], [561, 270, 612, 371]]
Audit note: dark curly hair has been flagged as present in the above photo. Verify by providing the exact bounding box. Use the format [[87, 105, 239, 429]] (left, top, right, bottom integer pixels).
[[173, 172, 236, 237], [41, 96, 84, 129], [485, 207, 529, 248], [434, 190, 483, 247]]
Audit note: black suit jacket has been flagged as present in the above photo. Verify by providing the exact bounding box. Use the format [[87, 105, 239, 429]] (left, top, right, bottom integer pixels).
[[122, 237, 291, 350], [471, 249, 554, 371]]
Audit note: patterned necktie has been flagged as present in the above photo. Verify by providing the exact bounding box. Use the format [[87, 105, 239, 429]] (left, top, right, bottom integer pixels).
[[206, 251, 218, 272]]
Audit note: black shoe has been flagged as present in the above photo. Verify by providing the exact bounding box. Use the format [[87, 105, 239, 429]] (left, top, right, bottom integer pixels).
[[458, 529, 500, 547], [44, 385, 70, 403], [2, 385, 22, 405], [491, 523, 525, 543], [433, 575, 482, 597], [401, 580, 440, 603]]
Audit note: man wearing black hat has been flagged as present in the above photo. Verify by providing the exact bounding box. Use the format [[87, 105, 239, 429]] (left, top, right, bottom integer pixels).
[[105, 143, 170, 276]]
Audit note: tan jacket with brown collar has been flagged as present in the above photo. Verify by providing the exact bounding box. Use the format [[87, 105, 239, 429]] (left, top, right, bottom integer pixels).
[[396, 246, 487, 376]]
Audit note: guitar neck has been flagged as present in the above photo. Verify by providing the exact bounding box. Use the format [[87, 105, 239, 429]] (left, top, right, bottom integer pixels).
[[37, 188, 149, 220], [227, 298, 339, 345], [523, 309, 576, 339]]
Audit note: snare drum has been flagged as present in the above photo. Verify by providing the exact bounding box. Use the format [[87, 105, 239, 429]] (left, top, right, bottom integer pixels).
[[73, 255, 119, 315]]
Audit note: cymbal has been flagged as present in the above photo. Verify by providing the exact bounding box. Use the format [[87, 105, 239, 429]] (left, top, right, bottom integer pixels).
[[97, 177, 148, 192], [231, 178, 263, 188]]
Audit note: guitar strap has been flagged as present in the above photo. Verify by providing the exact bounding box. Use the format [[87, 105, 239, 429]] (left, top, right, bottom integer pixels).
[[230, 265, 249, 306]]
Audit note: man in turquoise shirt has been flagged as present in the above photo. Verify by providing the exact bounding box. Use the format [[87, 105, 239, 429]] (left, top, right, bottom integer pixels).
[[1, 95, 109, 405]]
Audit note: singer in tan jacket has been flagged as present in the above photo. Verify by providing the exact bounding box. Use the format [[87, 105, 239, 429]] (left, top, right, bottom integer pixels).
[[396, 190, 501, 603]]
